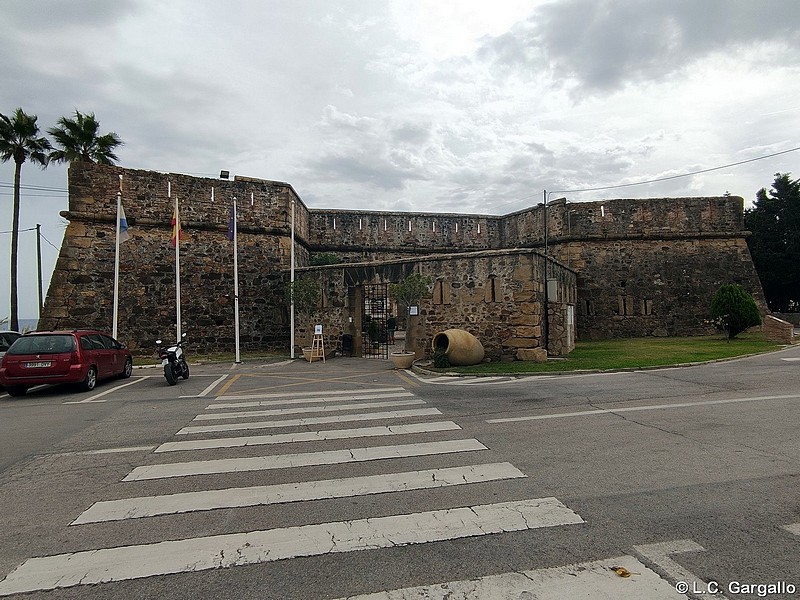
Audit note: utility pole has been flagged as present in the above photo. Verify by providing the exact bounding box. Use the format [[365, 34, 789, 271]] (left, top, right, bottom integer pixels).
[[36, 224, 43, 317]]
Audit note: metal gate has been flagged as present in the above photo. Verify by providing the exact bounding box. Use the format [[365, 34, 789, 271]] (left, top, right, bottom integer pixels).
[[362, 283, 389, 359]]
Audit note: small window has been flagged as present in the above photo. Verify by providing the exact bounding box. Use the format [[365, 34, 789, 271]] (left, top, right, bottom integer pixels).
[[617, 295, 634, 316], [432, 280, 451, 305], [484, 277, 499, 303], [642, 299, 654, 315]]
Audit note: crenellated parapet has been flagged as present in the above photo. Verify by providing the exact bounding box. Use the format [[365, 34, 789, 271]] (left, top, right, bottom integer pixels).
[[39, 162, 766, 353]]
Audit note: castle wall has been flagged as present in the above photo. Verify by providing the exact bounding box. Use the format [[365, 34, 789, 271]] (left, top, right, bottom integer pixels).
[[307, 209, 500, 263], [39, 163, 766, 356], [553, 237, 765, 339], [39, 163, 310, 352], [294, 250, 576, 361]]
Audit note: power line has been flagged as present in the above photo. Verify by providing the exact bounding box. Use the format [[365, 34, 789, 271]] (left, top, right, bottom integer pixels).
[[0, 182, 68, 192], [528, 145, 800, 201], [39, 232, 61, 252], [0, 227, 37, 234], [0, 227, 61, 252]]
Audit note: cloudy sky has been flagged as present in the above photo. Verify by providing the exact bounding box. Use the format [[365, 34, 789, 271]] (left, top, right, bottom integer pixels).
[[2, 0, 799, 321]]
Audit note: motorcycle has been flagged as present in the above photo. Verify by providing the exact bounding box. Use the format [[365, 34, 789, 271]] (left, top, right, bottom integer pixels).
[[156, 333, 189, 386]]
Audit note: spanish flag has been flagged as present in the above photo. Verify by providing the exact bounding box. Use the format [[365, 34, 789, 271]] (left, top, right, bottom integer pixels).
[[171, 204, 182, 248]]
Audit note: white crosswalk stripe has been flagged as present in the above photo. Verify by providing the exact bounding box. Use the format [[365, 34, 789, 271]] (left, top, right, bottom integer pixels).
[[155, 421, 462, 452], [73, 462, 526, 524], [783, 522, 800, 536], [402, 371, 518, 386], [331, 555, 687, 599], [176, 407, 443, 435], [0, 499, 583, 596], [0, 384, 597, 597], [213, 386, 409, 402], [208, 390, 415, 409], [192, 398, 426, 420], [123, 439, 488, 481]]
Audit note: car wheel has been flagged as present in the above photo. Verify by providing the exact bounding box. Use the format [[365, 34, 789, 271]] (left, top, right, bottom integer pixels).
[[120, 357, 133, 379], [79, 366, 97, 392], [6, 386, 27, 397]]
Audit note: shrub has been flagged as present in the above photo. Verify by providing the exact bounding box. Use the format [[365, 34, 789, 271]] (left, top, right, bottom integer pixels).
[[710, 284, 762, 340], [433, 348, 450, 368], [309, 253, 341, 266]]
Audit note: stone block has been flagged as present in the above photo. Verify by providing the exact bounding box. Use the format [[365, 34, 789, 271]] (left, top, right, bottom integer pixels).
[[513, 326, 541, 338], [503, 337, 536, 348], [516, 347, 548, 362]]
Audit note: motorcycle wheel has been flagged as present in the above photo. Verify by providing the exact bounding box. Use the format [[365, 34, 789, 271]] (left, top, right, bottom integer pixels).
[[164, 364, 178, 386], [181, 361, 190, 380]]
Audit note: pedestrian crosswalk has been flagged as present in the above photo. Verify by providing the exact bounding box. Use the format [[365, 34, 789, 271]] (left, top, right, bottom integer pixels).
[[0, 384, 592, 597]]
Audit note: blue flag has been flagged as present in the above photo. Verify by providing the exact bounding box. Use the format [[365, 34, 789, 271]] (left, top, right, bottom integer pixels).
[[227, 204, 235, 241], [119, 203, 130, 243]]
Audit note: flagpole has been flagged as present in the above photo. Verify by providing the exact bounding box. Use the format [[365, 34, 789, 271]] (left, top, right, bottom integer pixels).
[[174, 192, 182, 342], [290, 197, 295, 359], [233, 197, 241, 364], [112, 176, 122, 339]]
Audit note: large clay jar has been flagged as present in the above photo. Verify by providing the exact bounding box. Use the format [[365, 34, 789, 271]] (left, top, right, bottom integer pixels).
[[431, 329, 484, 366]]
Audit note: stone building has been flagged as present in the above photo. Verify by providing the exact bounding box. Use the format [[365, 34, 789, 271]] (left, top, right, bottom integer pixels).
[[38, 162, 765, 359]]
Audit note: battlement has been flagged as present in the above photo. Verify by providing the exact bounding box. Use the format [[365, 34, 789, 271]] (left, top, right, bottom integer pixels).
[[39, 163, 764, 351]]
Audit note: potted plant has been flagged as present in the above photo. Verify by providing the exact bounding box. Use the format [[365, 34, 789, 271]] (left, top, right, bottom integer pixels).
[[388, 272, 432, 368], [285, 278, 321, 360]]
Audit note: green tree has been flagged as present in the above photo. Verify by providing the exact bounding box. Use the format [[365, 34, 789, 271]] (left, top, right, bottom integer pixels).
[[744, 173, 800, 312], [48, 110, 123, 164], [389, 272, 433, 351], [285, 278, 321, 316], [710, 284, 762, 340], [309, 252, 341, 266], [0, 108, 52, 331]]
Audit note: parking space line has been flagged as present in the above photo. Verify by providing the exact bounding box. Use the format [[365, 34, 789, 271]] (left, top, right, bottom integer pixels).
[[215, 374, 240, 397], [178, 374, 229, 398], [63, 377, 149, 404]]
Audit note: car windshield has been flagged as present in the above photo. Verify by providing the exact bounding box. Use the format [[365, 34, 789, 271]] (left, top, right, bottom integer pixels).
[[8, 335, 76, 355]]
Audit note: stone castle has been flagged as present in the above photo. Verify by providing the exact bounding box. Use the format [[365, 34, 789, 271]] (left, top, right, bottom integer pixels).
[[38, 162, 766, 360]]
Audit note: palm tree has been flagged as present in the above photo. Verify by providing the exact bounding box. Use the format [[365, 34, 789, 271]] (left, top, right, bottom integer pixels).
[[48, 111, 123, 165], [0, 108, 51, 332]]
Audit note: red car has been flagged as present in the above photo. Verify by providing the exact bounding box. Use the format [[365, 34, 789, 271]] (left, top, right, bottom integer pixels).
[[0, 330, 133, 397]]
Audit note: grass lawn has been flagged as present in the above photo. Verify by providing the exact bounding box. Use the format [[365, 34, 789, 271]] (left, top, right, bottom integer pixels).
[[444, 332, 785, 374]]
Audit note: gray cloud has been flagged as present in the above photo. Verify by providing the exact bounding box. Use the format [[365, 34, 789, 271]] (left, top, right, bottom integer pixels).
[[480, 0, 800, 93], [2, 0, 138, 30]]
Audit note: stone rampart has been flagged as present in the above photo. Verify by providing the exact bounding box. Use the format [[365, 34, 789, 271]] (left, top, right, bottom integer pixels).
[[763, 315, 796, 344], [39, 163, 767, 354], [40, 163, 311, 352], [295, 249, 576, 361]]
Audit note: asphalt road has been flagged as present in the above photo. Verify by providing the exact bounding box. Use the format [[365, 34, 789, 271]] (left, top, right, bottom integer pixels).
[[0, 346, 798, 599]]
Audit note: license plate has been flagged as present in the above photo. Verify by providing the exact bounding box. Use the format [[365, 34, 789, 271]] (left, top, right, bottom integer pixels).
[[25, 361, 52, 368], [161, 358, 170, 366]]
